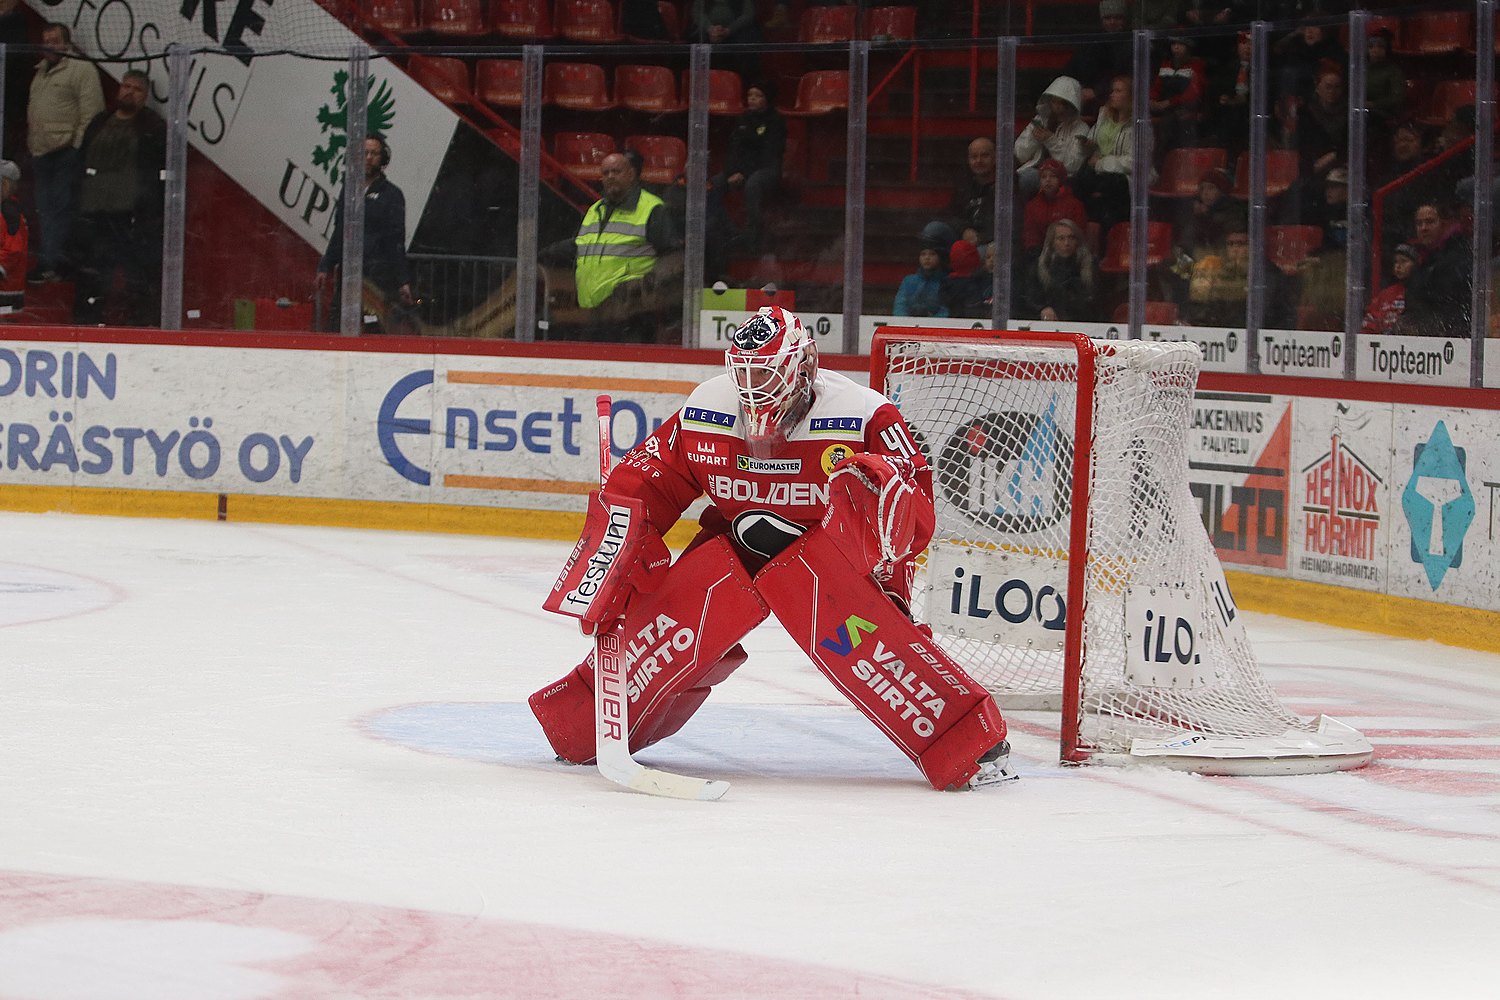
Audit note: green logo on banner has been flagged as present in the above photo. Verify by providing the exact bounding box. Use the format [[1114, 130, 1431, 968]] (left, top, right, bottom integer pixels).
[[314, 70, 396, 186]]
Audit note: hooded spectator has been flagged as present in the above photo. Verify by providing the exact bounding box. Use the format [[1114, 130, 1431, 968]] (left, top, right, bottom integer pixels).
[[1015, 76, 1090, 199]]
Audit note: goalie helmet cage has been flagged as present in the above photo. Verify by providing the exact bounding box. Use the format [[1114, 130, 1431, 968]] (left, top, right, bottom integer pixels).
[[871, 328, 1372, 775]]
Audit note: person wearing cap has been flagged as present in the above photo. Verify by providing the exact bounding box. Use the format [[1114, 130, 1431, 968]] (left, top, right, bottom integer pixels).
[[710, 80, 784, 255], [0, 159, 26, 315], [1015, 76, 1089, 200], [1022, 158, 1086, 256], [26, 22, 104, 284], [71, 69, 165, 327], [1310, 166, 1349, 249], [1149, 35, 1207, 154], [944, 238, 991, 319], [1361, 244, 1415, 337]]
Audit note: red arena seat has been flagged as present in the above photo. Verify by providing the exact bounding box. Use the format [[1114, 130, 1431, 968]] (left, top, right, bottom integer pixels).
[[706, 69, 745, 115], [420, 0, 486, 36], [799, 4, 857, 44], [477, 59, 525, 108], [625, 134, 687, 184], [1266, 225, 1323, 271], [1395, 10, 1472, 56], [493, 0, 554, 39], [1099, 221, 1172, 274], [864, 6, 917, 41], [556, 0, 624, 43], [1231, 150, 1298, 200], [366, 0, 417, 33], [544, 62, 615, 110], [782, 71, 849, 116], [408, 55, 470, 105], [554, 131, 617, 182], [616, 65, 681, 113], [1150, 147, 1228, 199], [1112, 301, 1180, 325]]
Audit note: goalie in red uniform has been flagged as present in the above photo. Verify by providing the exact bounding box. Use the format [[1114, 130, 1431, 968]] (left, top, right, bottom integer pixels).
[[534, 306, 1013, 790]]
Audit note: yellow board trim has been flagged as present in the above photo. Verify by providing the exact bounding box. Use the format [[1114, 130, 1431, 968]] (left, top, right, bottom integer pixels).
[[1224, 569, 1500, 655], [1, 485, 1493, 653]]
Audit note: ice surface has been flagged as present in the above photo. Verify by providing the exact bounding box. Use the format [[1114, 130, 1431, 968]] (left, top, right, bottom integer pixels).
[[0, 512, 1495, 999]]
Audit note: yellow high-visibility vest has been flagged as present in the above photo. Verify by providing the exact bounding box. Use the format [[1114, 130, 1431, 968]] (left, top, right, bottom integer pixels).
[[574, 189, 664, 309]]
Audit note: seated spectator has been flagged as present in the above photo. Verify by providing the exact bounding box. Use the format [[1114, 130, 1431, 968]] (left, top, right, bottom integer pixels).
[[1361, 242, 1415, 336], [949, 136, 998, 247], [1073, 75, 1144, 236], [1183, 222, 1299, 328], [1015, 76, 1090, 200], [689, 0, 760, 45], [1370, 119, 1429, 190], [893, 241, 949, 318], [1273, 23, 1344, 104], [1307, 166, 1348, 250], [1294, 65, 1348, 202], [1174, 167, 1242, 258], [945, 238, 990, 318], [1019, 218, 1098, 322], [1364, 29, 1406, 137], [1209, 31, 1253, 156], [710, 81, 785, 255], [1022, 159, 1087, 256], [0, 159, 24, 315], [1150, 36, 1207, 156], [1396, 201, 1472, 338], [1063, 0, 1132, 113]]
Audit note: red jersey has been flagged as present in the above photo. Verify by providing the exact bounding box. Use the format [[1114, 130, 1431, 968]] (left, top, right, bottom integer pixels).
[[608, 369, 932, 562]]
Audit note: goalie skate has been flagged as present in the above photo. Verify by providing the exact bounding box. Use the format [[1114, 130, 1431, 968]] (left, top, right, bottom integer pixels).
[[958, 741, 1018, 790]]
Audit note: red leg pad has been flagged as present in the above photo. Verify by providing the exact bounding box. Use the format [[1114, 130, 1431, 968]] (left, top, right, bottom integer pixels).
[[755, 525, 1007, 790], [529, 536, 767, 763]]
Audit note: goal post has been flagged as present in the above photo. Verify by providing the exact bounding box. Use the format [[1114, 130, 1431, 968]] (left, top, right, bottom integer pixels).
[[872, 328, 1372, 775]]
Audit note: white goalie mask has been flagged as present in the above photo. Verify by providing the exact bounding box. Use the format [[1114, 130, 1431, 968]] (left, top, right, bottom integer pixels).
[[725, 306, 818, 458]]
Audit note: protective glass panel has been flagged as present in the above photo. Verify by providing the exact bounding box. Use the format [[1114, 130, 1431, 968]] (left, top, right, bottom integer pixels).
[[861, 38, 997, 334]]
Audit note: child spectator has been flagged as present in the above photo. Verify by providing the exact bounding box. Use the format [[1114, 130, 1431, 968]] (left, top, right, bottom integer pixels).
[[1022, 159, 1087, 256], [0, 159, 25, 315], [1150, 36, 1207, 155], [945, 238, 990, 319], [1015, 76, 1090, 199], [1361, 243, 1414, 336], [894, 240, 950, 318], [1363, 29, 1406, 136], [1019, 218, 1098, 322]]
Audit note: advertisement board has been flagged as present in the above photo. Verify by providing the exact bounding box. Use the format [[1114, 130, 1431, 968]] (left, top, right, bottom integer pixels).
[[1187, 391, 1292, 572], [1289, 397, 1393, 594], [1354, 335, 1470, 386]]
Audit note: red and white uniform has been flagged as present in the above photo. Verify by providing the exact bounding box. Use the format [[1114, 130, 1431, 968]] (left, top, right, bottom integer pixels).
[[612, 368, 929, 585]]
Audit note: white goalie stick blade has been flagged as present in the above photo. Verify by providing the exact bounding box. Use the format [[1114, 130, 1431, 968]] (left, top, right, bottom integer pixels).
[[595, 623, 730, 801]]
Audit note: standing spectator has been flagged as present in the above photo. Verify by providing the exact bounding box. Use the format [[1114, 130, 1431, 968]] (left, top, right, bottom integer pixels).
[[1149, 36, 1207, 156], [542, 151, 680, 342], [710, 81, 784, 254], [1397, 201, 1471, 338], [1019, 218, 1098, 322], [893, 237, 949, 318], [1210, 31, 1254, 156], [1022, 159, 1087, 256], [1074, 75, 1145, 236], [949, 136, 998, 246], [317, 135, 416, 335], [1064, 0, 1132, 113], [1015, 76, 1089, 200], [71, 70, 165, 327], [1272, 23, 1344, 104], [1293, 65, 1348, 208], [1361, 243, 1415, 336], [26, 23, 104, 284], [0, 160, 26, 316]]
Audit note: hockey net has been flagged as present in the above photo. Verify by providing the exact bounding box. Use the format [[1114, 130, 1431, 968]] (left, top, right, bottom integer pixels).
[[873, 329, 1371, 775]]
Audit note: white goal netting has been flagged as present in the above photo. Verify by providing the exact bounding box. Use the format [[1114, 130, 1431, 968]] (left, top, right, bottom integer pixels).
[[878, 332, 1371, 774]]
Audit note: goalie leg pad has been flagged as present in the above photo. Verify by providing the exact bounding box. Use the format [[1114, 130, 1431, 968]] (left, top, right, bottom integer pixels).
[[755, 525, 1007, 790], [530, 536, 767, 763]]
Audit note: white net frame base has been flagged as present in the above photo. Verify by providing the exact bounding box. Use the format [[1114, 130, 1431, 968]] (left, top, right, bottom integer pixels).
[[873, 329, 1371, 775]]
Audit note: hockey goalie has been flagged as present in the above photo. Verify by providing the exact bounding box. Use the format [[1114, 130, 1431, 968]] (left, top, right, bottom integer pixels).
[[534, 306, 1014, 790]]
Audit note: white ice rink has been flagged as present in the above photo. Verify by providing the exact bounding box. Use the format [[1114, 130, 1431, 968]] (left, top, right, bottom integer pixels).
[[0, 510, 1495, 1000]]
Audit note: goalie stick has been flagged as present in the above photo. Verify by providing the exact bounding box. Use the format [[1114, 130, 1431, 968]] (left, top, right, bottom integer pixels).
[[593, 395, 730, 801]]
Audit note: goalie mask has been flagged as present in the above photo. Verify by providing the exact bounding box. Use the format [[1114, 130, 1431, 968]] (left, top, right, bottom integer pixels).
[[726, 306, 818, 458]]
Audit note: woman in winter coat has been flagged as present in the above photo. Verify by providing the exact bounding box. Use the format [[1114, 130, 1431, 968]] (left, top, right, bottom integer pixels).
[[1020, 218, 1098, 322]]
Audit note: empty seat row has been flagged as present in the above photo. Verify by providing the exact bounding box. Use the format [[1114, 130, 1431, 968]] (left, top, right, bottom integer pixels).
[[409, 57, 851, 117], [367, 0, 677, 42], [554, 132, 684, 183]]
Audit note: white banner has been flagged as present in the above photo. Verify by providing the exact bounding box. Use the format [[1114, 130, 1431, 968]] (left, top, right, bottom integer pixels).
[[35, 0, 459, 255], [1257, 329, 1346, 378], [1355, 335, 1470, 386], [1289, 398, 1393, 594]]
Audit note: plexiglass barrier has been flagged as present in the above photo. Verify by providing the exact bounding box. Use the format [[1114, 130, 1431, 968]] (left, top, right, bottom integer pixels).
[[0, 1, 1493, 386]]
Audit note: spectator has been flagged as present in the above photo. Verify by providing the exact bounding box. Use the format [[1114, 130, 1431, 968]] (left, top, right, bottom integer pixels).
[[893, 241, 949, 318], [710, 81, 784, 254], [1361, 242, 1415, 336], [1063, 0, 1132, 112], [1273, 23, 1344, 104], [0, 160, 25, 316], [1308, 166, 1348, 250], [1149, 36, 1207, 156], [542, 151, 680, 342], [1015, 76, 1089, 199], [1073, 75, 1144, 236], [945, 238, 990, 319], [1363, 29, 1406, 136], [1186, 0, 1255, 27], [317, 135, 416, 335], [1137, 0, 1188, 28], [1370, 119, 1428, 191], [688, 0, 760, 45], [1184, 225, 1251, 327], [1396, 201, 1471, 338], [26, 23, 104, 284], [1175, 167, 1242, 259], [1022, 159, 1086, 256], [1294, 65, 1348, 198], [1019, 218, 1098, 322], [1209, 31, 1254, 156], [949, 136, 998, 246], [71, 70, 165, 327]]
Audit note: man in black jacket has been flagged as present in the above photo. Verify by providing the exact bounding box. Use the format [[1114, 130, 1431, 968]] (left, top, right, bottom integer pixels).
[[317, 134, 415, 333], [1397, 201, 1472, 338], [71, 69, 164, 327], [710, 82, 784, 254]]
